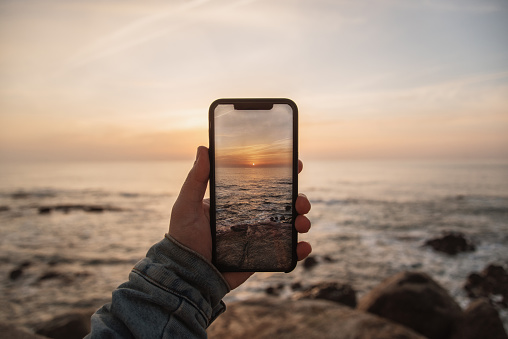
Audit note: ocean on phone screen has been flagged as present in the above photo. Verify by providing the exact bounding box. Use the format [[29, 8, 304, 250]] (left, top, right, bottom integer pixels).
[[215, 166, 292, 228], [0, 159, 507, 330]]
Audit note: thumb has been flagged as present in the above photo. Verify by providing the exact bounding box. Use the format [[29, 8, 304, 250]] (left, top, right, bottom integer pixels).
[[176, 146, 210, 204]]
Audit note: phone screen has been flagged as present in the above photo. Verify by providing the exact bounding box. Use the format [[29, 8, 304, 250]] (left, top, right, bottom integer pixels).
[[209, 99, 298, 272]]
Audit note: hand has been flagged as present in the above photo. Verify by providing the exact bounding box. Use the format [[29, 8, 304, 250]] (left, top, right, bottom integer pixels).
[[169, 146, 312, 290]]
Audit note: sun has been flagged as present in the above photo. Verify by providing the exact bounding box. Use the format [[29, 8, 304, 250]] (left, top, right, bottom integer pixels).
[[252, 163, 255, 166]]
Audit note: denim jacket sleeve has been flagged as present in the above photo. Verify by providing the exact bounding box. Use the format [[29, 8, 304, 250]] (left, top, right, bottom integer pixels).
[[86, 235, 231, 339]]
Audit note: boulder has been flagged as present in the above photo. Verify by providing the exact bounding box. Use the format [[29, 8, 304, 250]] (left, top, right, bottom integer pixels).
[[35, 311, 93, 339], [293, 282, 357, 308], [208, 298, 426, 339], [464, 264, 508, 307], [424, 231, 475, 255], [357, 271, 462, 339], [450, 298, 508, 339]]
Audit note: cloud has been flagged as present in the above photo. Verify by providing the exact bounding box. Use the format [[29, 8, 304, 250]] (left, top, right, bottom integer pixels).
[[61, 0, 211, 70]]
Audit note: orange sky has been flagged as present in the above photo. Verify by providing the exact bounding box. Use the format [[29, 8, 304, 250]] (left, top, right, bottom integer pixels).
[[214, 104, 293, 167], [0, 1, 507, 161]]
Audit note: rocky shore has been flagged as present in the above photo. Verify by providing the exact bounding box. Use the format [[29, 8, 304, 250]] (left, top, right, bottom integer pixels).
[[216, 222, 293, 270], [209, 269, 508, 339], [3, 266, 506, 339]]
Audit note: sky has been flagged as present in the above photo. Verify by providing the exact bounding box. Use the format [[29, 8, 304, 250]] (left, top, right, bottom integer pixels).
[[0, 0, 507, 161], [214, 104, 293, 167]]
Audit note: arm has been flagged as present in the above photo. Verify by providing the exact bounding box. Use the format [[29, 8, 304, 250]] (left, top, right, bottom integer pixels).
[[87, 235, 229, 339]]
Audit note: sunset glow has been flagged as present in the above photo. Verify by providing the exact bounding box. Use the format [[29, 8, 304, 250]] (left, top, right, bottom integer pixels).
[[0, 1, 507, 161], [214, 104, 293, 168]]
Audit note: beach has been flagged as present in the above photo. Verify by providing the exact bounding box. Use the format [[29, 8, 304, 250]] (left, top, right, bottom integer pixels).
[[0, 159, 507, 334]]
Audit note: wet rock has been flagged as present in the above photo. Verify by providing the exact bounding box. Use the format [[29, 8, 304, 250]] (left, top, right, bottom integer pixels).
[[84, 206, 103, 213], [322, 255, 336, 263], [450, 298, 508, 339], [35, 311, 93, 339], [9, 261, 32, 280], [294, 282, 357, 307], [424, 231, 475, 255], [12, 192, 30, 199], [464, 264, 508, 307], [285, 205, 291, 211], [37, 271, 74, 284], [290, 281, 302, 291], [0, 205, 9, 212], [9, 268, 23, 280], [36, 270, 91, 284], [357, 271, 462, 339], [208, 298, 426, 339], [0, 322, 48, 338], [38, 207, 52, 214], [265, 283, 284, 296], [302, 256, 318, 269], [37, 204, 124, 214]]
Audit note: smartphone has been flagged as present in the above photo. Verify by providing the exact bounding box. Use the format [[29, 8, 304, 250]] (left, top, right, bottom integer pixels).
[[209, 98, 298, 272]]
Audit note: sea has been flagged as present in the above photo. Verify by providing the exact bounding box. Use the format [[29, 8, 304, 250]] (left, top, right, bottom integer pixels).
[[215, 166, 293, 228], [0, 159, 507, 331]]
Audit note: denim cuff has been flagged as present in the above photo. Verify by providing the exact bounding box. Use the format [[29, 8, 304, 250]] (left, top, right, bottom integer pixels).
[[132, 235, 230, 327]]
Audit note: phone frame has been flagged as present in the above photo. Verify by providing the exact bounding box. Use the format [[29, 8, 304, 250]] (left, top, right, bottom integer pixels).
[[209, 98, 298, 272]]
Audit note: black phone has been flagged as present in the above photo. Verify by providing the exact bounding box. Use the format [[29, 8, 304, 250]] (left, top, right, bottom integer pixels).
[[209, 98, 298, 272]]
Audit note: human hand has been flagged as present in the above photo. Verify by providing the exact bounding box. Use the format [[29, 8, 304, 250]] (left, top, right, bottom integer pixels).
[[169, 146, 312, 290]]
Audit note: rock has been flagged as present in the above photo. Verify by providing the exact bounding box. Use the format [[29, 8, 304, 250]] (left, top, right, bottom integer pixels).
[[37, 204, 124, 215], [84, 206, 103, 213], [215, 223, 293, 270], [265, 283, 285, 296], [302, 256, 318, 269], [0, 322, 48, 339], [9, 261, 32, 280], [424, 231, 475, 255], [37, 271, 74, 284], [231, 225, 248, 232], [290, 281, 303, 290], [294, 282, 357, 307], [0, 205, 10, 212], [38, 207, 52, 214], [35, 311, 93, 339], [357, 271, 462, 339], [12, 192, 30, 199], [9, 268, 23, 280], [450, 299, 508, 339], [208, 298, 426, 339], [464, 264, 508, 307]]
